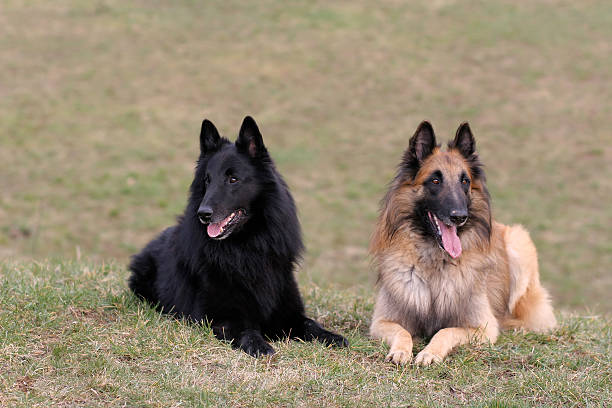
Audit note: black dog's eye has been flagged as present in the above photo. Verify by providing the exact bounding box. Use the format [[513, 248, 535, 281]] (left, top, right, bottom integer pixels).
[[229, 176, 238, 184], [432, 178, 440, 185]]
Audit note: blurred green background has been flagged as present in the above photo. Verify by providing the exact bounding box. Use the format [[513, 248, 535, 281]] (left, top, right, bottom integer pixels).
[[1, 0, 610, 311]]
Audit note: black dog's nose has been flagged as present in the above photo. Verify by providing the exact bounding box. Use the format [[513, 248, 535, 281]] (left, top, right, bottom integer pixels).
[[197, 206, 213, 224], [450, 210, 468, 225]]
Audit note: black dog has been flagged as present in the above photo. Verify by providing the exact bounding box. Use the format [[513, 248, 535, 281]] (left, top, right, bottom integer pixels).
[[128, 116, 348, 356]]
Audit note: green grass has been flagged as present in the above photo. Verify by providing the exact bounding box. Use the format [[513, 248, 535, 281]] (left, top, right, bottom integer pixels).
[[0, 1, 611, 405], [1, 261, 610, 407], [1, 0, 610, 312]]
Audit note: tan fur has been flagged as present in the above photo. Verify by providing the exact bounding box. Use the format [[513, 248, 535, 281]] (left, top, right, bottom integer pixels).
[[370, 135, 556, 366]]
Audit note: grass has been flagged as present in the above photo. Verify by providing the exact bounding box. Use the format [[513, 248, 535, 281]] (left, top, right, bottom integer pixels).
[[1, 260, 610, 407], [1, 1, 611, 311], [0, 0, 611, 406], [1, 0, 611, 312]]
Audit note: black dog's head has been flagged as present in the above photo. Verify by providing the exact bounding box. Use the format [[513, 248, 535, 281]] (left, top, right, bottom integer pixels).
[[192, 116, 268, 240]]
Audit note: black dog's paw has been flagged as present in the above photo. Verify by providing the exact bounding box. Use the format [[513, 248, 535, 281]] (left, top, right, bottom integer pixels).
[[302, 318, 349, 348], [317, 330, 349, 348], [242, 339, 275, 357], [239, 330, 275, 357]]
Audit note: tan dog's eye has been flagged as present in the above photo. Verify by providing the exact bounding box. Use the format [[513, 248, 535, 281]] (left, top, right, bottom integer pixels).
[[432, 179, 440, 185]]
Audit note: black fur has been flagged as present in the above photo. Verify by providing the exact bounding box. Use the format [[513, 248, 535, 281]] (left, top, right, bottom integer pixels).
[[448, 123, 492, 241], [128, 116, 347, 357]]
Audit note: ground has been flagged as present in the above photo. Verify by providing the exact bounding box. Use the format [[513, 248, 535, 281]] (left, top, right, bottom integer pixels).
[[0, 1, 611, 406], [1, 261, 610, 407]]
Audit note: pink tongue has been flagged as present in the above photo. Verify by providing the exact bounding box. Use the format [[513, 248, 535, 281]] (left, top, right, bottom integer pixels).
[[207, 223, 223, 238], [439, 222, 462, 258], [206, 213, 234, 238]]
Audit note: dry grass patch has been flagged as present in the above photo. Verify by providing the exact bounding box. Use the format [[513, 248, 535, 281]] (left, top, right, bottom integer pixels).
[[1, 260, 610, 407]]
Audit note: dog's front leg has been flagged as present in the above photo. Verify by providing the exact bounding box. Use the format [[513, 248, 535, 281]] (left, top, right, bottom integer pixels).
[[301, 318, 348, 347], [237, 328, 275, 357], [415, 319, 499, 366], [370, 319, 414, 364], [213, 321, 275, 357]]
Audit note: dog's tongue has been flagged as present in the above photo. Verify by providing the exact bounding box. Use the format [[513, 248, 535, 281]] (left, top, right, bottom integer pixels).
[[207, 214, 233, 238], [439, 222, 462, 259], [207, 223, 223, 238]]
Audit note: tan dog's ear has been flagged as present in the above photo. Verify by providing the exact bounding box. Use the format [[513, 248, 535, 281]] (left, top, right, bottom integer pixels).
[[410, 120, 437, 162], [450, 122, 476, 158], [401, 120, 438, 179]]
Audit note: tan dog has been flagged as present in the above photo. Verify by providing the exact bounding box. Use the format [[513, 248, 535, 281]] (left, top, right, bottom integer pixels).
[[370, 121, 556, 365]]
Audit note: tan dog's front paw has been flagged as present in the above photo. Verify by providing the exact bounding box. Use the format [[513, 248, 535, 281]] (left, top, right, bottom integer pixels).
[[414, 349, 442, 366], [385, 348, 413, 365]]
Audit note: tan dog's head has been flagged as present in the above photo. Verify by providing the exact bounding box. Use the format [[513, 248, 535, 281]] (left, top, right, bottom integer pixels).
[[372, 122, 491, 258]]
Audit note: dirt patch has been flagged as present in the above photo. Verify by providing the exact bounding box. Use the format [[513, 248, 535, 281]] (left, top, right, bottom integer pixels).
[[14, 375, 34, 393]]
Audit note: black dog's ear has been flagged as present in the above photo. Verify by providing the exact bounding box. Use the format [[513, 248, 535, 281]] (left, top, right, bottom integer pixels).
[[236, 116, 266, 158], [401, 121, 437, 177], [449, 122, 476, 158], [200, 119, 221, 154]]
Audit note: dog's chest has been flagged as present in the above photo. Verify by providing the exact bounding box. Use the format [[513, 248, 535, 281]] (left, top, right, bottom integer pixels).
[[392, 265, 431, 316], [389, 260, 473, 331]]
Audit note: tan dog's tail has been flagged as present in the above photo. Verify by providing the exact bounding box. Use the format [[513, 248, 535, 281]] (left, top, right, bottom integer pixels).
[[504, 225, 557, 333]]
